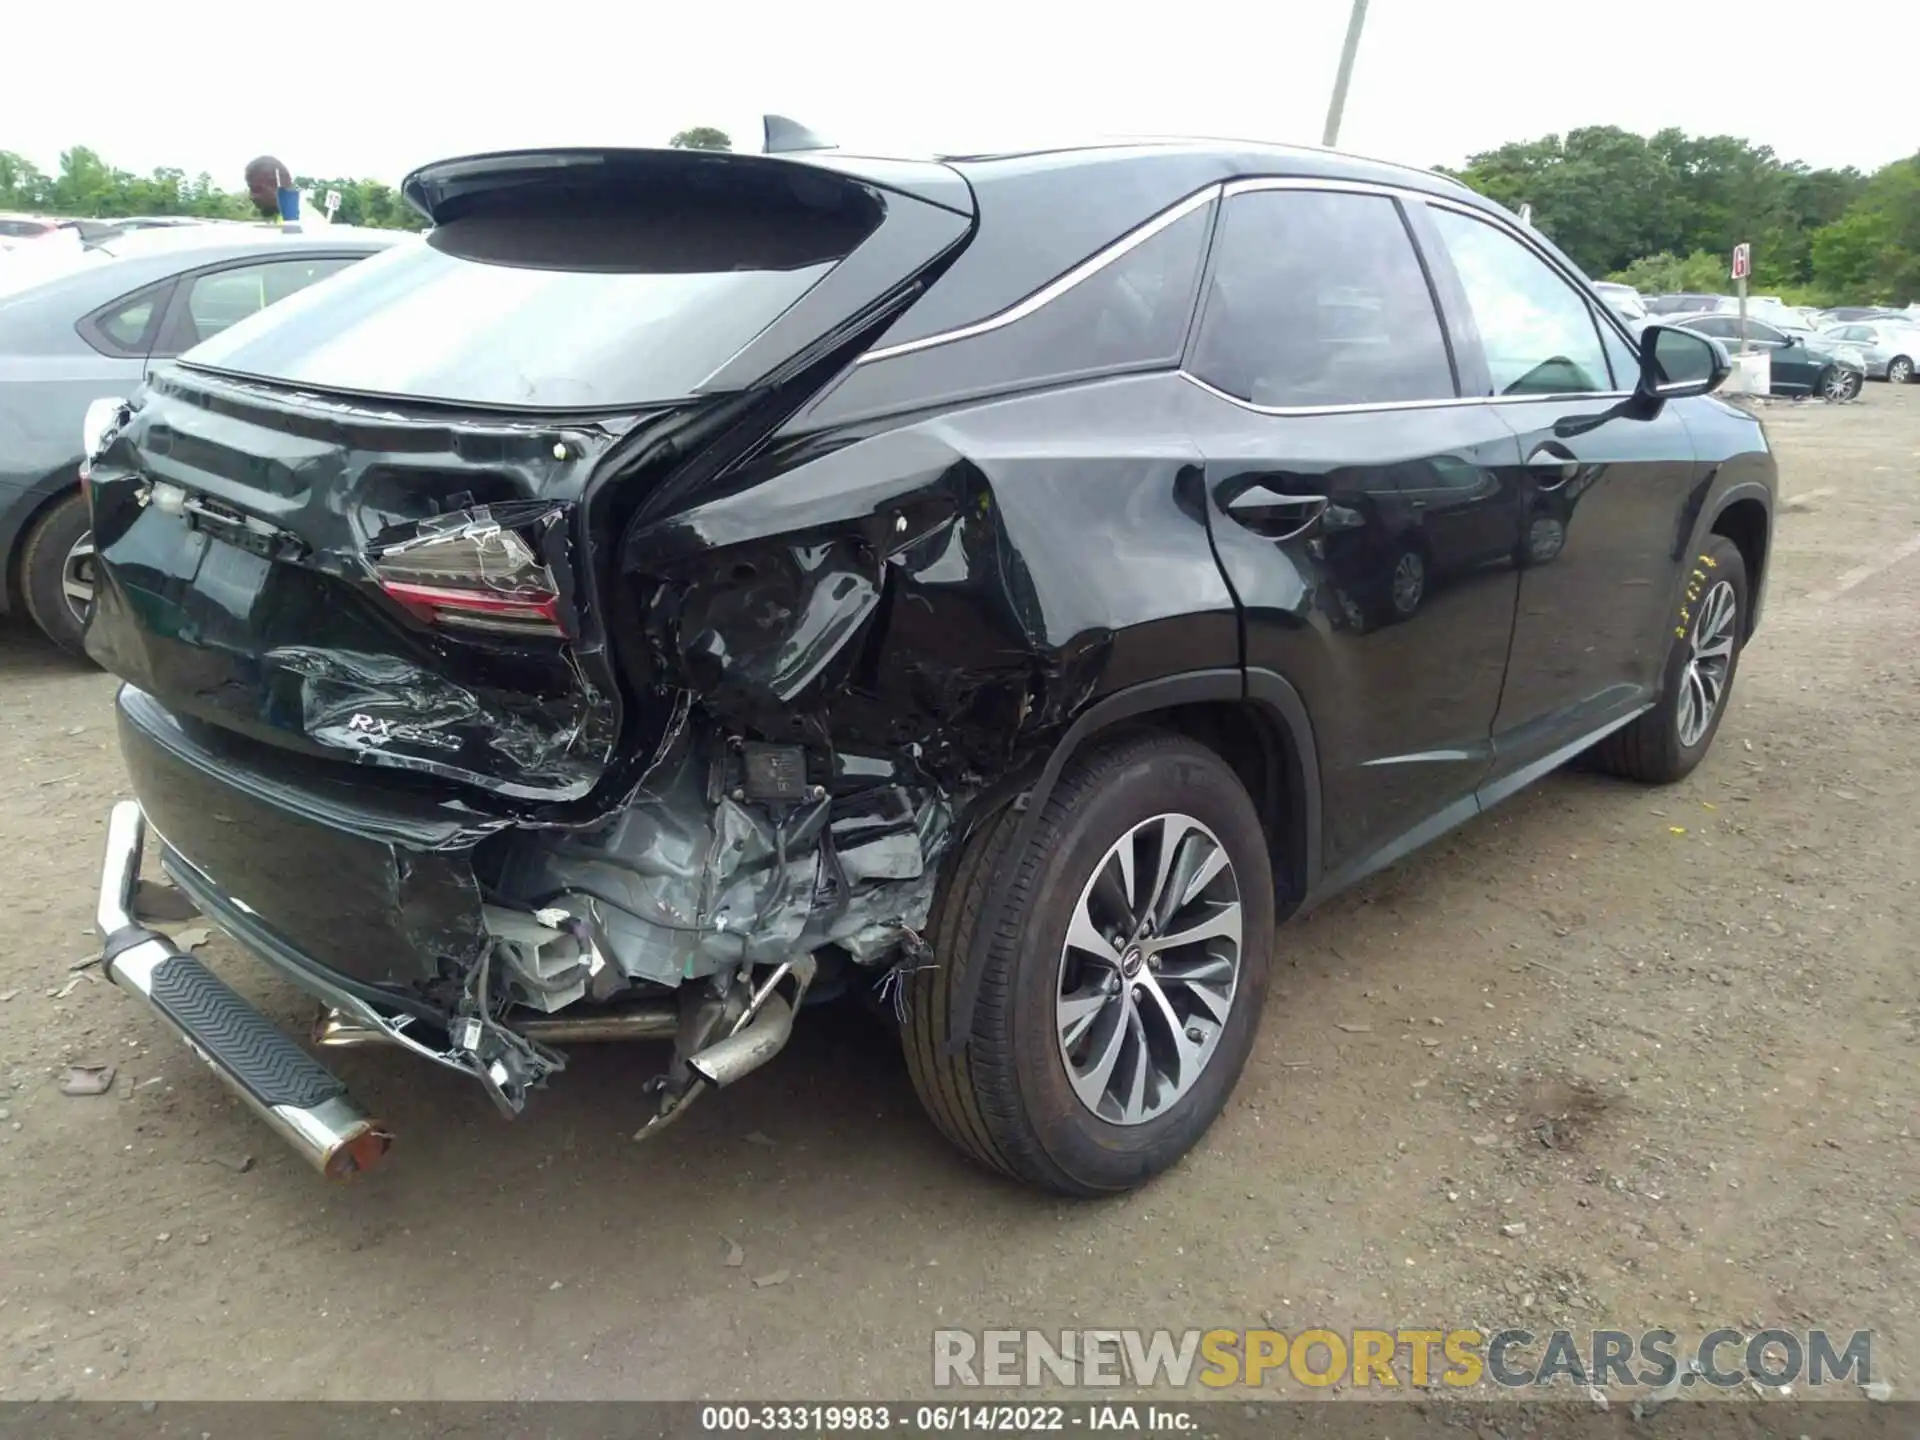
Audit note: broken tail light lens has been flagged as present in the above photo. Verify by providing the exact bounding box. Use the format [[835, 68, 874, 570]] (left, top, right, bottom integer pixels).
[[370, 509, 565, 639]]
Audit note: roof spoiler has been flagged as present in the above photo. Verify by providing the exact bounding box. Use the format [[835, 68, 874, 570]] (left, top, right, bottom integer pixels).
[[763, 115, 836, 155]]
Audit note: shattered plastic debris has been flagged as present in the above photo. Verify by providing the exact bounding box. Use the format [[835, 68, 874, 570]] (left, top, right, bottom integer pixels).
[[751, 1269, 791, 1289], [60, 1064, 117, 1096], [723, 1237, 745, 1268]]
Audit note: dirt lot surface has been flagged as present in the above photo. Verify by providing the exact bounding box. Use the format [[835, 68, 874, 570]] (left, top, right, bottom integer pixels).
[[1, 390, 1915, 1404]]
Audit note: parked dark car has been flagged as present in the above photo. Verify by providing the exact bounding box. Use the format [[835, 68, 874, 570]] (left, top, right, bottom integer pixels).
[[1670, 313, 1865, 399], [0, 225, 402, 653], [84, 138, 1773, 1194]]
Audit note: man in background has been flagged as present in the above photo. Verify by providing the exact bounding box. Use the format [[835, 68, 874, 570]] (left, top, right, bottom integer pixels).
[[243, 156, 325, 226]]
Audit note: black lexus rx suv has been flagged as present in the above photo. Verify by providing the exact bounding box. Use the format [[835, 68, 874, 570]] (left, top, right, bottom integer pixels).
[[82, 132, 1773, 1194]]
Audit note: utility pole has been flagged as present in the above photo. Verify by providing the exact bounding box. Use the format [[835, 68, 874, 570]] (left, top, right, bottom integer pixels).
[[1322, 0, 1371, 147]]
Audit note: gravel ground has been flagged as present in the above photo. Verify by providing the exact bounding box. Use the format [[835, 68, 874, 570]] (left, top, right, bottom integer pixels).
[[0, 388, 1914, 1402]]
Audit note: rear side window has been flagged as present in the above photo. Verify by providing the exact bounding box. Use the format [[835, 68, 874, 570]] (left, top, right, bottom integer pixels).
[[1429, 208, 1611, 396], [172, 257, 356, 350], [807, 200, 1211, 424], [80, 281, 172, 356], [182, 178, 883, 408], [1190, 189, 1456, 408]]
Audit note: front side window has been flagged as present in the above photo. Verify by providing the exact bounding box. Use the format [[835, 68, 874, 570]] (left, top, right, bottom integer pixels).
[[1190, 189, 1455, 409], [1429, 208, 1610, 397]]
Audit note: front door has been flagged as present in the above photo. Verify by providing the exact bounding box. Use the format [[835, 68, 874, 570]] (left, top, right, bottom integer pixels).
[[1182, 184, 1525, 886], [1414, 201, 1699, 784]]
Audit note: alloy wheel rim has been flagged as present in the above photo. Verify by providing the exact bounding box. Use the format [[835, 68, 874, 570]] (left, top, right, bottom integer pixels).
[[1823, 370, 1855, 401], [1392, 552, 1424, 613], [61, 531, 96, 628], [1055, 812, 1242, 1126], [1528, 518, 1565, 563], [1893, 359, 1913, 384], [1677, 578, 1737, 748]]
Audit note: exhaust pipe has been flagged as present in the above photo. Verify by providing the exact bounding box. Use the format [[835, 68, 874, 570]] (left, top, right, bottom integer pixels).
[[315, 1004, 681, 1049], [687, 954, 815, 1088], [97, 802, 392, 1180]]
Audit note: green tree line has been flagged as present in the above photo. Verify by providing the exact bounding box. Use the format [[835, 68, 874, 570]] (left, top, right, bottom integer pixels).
[[0, 130, 739, 227], [1443, 127, 1919, 304], [0, 146, 426, 230]]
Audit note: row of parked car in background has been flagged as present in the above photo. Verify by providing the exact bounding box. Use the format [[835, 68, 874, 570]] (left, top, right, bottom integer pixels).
[[1592, 280, 1920, 399]]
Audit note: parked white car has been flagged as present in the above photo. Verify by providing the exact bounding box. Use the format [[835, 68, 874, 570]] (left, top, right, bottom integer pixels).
[[1821, 319, 1920, 384]]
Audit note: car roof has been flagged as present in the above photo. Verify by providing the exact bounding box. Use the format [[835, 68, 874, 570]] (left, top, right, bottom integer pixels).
[[0, 225, 407, 321]]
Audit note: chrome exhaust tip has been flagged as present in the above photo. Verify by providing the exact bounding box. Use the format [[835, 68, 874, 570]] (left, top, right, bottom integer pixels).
[[687, 954, 816, 1089], [688, 991, 798, 1087]]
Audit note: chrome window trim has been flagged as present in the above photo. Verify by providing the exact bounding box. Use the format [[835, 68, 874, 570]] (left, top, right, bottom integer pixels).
[[853, 168, 1647, 412], [1180, 371, 1631, 417], [856, 184, 1224, 365], [1221, 176, 1412, 200]]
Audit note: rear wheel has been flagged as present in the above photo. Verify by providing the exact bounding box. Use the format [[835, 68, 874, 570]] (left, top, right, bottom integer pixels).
[[19, 491, 95, 659], [1591, 534, 1747, 784], [903, 733, 1274, 1195], [1888, 355, 1914, 385]]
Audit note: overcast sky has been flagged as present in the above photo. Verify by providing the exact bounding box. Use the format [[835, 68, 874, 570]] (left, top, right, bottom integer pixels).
[[8, 0, 1916, 185]]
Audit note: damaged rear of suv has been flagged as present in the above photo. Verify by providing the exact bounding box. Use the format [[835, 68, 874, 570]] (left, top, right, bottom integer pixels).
[[84, 135, 1767, 1195], [84, 139, 1272, 1194]]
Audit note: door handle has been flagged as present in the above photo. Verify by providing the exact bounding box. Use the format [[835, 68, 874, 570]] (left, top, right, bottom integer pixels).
[[1220, 486, 1328, 541], [1526, 444, 1580, 491]]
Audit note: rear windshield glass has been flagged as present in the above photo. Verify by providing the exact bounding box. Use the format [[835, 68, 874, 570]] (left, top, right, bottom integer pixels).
[[181, 178, 880, 409]]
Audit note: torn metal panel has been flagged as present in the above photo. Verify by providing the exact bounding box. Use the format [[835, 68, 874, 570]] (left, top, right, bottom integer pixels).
[[83, 369, 670, 806], [488, 727, 956, 986], [627, 431, 1110, 787]]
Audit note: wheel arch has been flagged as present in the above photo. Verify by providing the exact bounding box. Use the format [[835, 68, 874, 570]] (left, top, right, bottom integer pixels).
[[940, 667, 1321, 1052], [2, 469, 84, 616], [1709, 493, 1769, 639]]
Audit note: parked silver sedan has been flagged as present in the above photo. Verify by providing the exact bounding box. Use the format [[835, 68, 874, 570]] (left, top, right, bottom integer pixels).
[[1, 224, 405, 654], [1823, 319, 1920, 384]]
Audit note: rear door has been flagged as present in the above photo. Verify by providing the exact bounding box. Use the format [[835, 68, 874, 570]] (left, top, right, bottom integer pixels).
[[1413, 198, 1697, 790], [1185, 181, 1524, 885]]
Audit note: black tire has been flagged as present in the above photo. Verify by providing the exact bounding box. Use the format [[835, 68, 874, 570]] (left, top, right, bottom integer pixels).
[[1820, 367, 1863, 402], [903, 732, 1275, 1195], [18, 490, 94, 659], [1591, 534, 1748, 784], [1888, 355, 1914, 385]]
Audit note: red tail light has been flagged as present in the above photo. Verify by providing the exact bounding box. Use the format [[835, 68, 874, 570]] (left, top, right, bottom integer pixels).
[[369, 510, 566, 639]]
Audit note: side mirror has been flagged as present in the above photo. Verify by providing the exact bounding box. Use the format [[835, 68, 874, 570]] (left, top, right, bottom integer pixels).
[[1637, 324, 1729, 399]]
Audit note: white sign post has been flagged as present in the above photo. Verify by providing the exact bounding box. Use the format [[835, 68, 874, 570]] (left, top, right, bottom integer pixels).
[[324, 189, 342, 221], [1731, 243, 1751, 355]]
